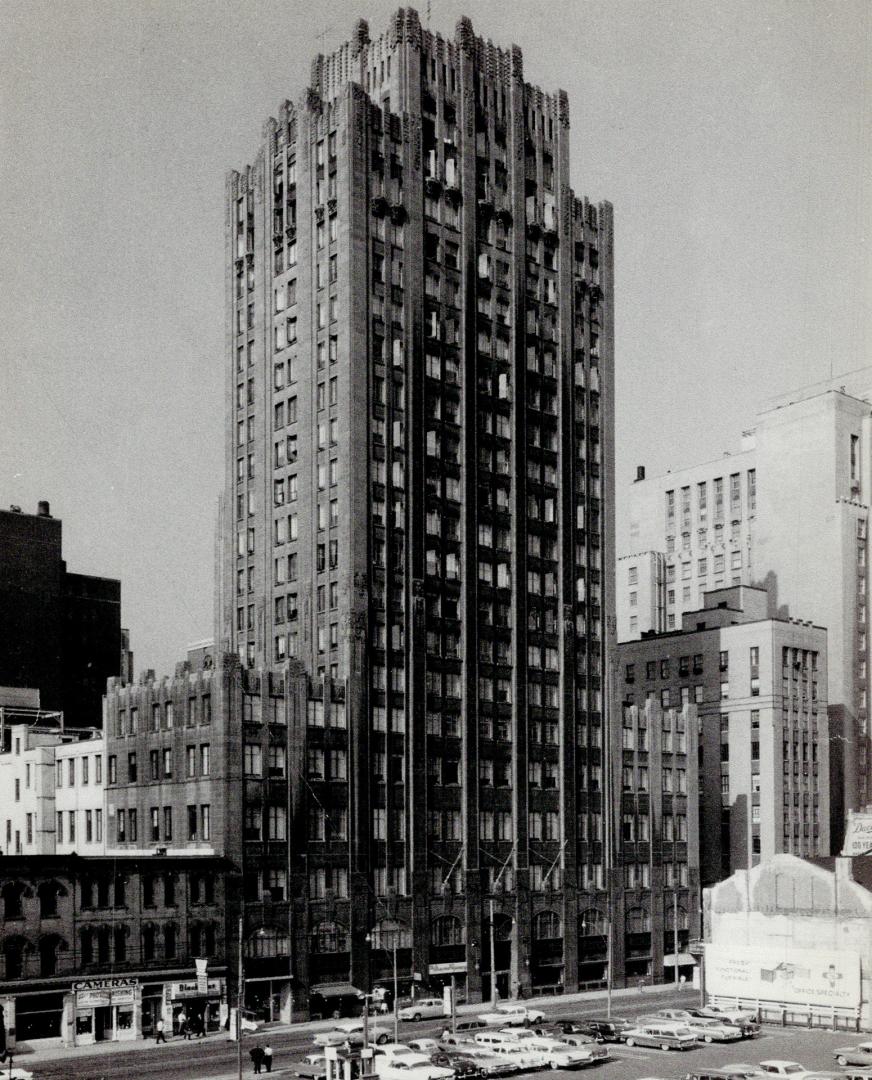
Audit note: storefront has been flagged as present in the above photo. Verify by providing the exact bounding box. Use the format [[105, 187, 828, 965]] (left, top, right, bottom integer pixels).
[[165, 977, 226, 1034], [427, 962, 467, 1001], [69, 978, 141, 1046]]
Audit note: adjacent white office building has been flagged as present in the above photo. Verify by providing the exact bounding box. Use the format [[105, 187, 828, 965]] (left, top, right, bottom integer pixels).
[[620, 367, 872, 831]]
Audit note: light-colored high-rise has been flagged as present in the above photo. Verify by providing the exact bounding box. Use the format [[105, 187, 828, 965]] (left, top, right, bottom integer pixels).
[[620, 368, 872, 837]]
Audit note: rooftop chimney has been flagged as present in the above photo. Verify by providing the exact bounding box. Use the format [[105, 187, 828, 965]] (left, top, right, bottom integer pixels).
[[37, 500, 51, 517], [635, 465, 646, 482]]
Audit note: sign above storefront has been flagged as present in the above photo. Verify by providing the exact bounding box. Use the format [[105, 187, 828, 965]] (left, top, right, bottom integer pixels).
[[169, 979, 224, 1000], [705, 944, 861, 1009], [73, 978, 138, 991], [428, 962, 467, 975]]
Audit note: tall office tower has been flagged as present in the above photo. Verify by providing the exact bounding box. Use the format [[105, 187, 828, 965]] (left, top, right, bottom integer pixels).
[[218, 9, 615, 1005], [619, 370, 872, 845]]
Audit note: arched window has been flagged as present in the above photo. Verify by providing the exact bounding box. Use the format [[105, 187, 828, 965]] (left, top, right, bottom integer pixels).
[[625, 907, 650, 933], [309, 922, 347, 955], [38, 881, 64, 919], [2, 882, 27, 920], [246, 927, 290, 957], [370, 919, 411, 950], [579, 908, 607, 936], [3, 935, 29, 979], [665, 905, 688, 931], [430, 916, 464, 947], [203, 923, 216, 956], [39, 934, 65, 977], [532, 910, 562, 941]]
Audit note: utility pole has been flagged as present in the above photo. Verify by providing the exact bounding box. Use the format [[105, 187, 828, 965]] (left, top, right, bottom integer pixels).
[[392, 933, 399, 1045], [673, 887, 680, 987], [450, 974, 457, 1034], [489, 895, 497, 1008], [237, 912, 244, 1080]]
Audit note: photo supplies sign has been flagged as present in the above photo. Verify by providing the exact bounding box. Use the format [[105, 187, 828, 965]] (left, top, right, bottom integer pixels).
[[705, 944, 860, 1007]]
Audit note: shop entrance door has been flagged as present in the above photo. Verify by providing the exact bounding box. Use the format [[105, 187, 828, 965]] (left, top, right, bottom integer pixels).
[[94, 1006, 112, 1041]]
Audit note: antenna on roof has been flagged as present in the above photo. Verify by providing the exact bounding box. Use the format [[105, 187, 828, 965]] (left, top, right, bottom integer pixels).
[[317, 21, 337, 54]]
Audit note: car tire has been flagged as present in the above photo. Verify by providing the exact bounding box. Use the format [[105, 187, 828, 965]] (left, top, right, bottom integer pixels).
[[704, 1035, 713, 1044], [660, 1043, 670, 1052], [413, 1013, 422, 1023], [377, 1034, 389, 1045], [625, 1038, 635, 1047], [837, 1057, 849, 1067]]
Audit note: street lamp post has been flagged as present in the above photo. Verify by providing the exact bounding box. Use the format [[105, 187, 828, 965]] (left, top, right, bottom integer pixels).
[[367, 923, 400, 1045]]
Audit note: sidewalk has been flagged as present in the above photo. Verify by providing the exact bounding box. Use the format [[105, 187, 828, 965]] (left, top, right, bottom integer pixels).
[[16, 981, 685, 1066]]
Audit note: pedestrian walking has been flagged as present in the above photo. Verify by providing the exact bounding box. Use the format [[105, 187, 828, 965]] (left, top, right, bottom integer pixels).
[[263, 1044, 273, 1073], [155, 1018, 166, 1044], [178, 1009, 188, 1039], [250, 1045, 265, 1075]]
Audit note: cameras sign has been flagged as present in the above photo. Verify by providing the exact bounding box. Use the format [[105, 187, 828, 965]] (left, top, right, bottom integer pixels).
[[706, 944, 860, 1007]]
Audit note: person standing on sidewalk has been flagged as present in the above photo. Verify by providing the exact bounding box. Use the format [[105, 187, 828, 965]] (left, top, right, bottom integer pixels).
[[155, 1018, 166, 1044], [263, 1044, 273, 1073], [250, 1045, 265, 1074]]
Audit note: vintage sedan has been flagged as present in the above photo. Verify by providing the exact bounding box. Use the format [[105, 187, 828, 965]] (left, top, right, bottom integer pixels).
[[684, 1018, 743, 1043], [623, 1023, 699, 1050], [834, 1043, 872, 1067], [477, 1004, 546, 1026]]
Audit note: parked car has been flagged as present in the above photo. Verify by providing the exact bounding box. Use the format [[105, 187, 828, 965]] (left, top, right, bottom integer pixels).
[[684, 1018, 744, 1043], [572, 1018, 633, 1043], [455, 1046, 518, 1076], [477, 1004, 546, 1026], [655, 1009, 700, 1023], [537, 1019, 590, 1036], [755, 1063, 810, 1078], [517, 1033, 610, 1068], [427, 1050, 484, 1079], [692, 1008, 759, 1037], [407, 1040, 443, 1055], [313, 1021, 393, 1048], [686, 1069, 766, 1080], [559, 1033, 611, 1062], [371, 1045, 455, 1080], [622, 1023, 699, 1050], [454, 1020, 490, 1035], [698, 1005, 758, 1025], [835, 1043, 872, 1067], [399, 999, 446, 1023]]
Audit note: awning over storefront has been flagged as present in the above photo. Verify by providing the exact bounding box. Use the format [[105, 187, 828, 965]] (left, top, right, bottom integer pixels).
[[663, 953, 698, 966], [310, 983, 365, 999]]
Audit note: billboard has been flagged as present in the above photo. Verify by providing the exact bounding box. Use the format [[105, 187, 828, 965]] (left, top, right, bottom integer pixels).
[[705, 943, 861, 1008], [842, 811, 872, 856]]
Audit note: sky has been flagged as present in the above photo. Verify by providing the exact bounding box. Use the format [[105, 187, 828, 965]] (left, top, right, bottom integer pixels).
[[1, 0, 870, 680]]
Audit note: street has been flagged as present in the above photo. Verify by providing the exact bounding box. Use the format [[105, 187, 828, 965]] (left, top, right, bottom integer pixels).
[[26, 987, 866, 1080]]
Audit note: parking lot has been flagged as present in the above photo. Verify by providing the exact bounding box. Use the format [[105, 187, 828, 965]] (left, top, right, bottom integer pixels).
[[525, 1026, 867, 1079]]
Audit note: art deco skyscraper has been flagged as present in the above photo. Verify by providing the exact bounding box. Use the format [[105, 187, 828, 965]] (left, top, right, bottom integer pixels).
[[219, 8, 615, 1005]]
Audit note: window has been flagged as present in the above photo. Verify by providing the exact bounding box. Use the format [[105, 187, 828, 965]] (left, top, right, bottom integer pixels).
[[163, 807, 173, 841]]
